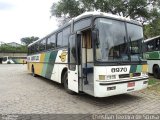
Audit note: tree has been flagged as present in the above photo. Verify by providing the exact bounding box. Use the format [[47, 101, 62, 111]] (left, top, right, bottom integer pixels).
[[51, 0, 160, 38], [144, 17, 160, 38], [0, 44, 27, 53], [21, 36, 39, 46], [51, 0, 160, 24]]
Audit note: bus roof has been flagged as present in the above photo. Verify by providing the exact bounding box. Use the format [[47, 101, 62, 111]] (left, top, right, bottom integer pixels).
[[73, 11, 141, 24], [144, 35, 160, 43], [28, 11, 142, 47]]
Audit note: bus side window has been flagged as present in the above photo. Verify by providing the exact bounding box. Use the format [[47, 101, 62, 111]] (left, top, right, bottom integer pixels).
[[31, 45, 35, 54], [28, 47, 31, 55], [62, 26, 71, 47], [47, 34, 56, 50], [35, 43, 39, 53], [39, 39, 46, 51], [57, 32, 63, 48], [155, 39, 160, 50], [74, 18, 91, 32], [147, 40, 154, 51]]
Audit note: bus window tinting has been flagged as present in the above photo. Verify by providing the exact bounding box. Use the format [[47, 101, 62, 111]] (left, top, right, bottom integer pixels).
[[74, 18, 91, 32], [39, 39, 46, 51], [62, 26, 71, 47], [94, 18, 129, 62], [28, 47, 31, 54], [126, 23, 143, 61], [146, 40, 155, 51], [31, 45, 35, 54], [47, 34, 56, 49], [69, 35, 76, 70], [35, 43, 39, 52], [155, 39, 160, 50], [57, 32, 63, 47]]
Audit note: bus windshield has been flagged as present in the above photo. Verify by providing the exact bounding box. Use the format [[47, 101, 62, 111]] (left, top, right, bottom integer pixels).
[[94, 18, 143, 62], [127, 23, 143, 61], [2, 57, 7, 62]]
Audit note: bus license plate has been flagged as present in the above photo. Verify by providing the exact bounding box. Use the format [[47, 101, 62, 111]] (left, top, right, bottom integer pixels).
[[127, 82, 135, 87]]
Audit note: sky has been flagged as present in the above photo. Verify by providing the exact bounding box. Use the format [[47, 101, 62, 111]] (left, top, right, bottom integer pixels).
[[0, 0, 58, 44]]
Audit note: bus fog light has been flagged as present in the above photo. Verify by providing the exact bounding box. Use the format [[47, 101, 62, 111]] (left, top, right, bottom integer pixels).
[[99, 75, 105, 80], [106, 75, 116, 80]]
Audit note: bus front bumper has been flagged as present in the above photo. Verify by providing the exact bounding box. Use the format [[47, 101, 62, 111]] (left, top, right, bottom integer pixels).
[[94, 78, 148, 97]]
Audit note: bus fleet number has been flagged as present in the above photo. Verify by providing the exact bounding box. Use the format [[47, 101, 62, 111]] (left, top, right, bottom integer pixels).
[[111, 67, 127, 73]]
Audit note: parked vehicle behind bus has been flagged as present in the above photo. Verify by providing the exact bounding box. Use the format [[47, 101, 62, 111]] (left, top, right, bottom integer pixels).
[[27, 12, 148, 97], [2, 56, 27, 64], [143, 36, 160, 78]]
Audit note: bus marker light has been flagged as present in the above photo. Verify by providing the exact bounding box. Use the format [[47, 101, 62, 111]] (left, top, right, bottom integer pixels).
[[127, 82, 135, 87]]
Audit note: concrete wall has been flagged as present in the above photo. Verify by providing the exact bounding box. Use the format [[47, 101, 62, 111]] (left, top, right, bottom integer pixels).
[[0, 53, 27, 57]]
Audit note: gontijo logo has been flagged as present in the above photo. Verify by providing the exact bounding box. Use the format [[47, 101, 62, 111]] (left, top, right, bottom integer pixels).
[[59, 51, 67, 62]]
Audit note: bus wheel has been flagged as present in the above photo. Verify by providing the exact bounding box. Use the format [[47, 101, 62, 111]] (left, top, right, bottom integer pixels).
[[63, 72, 75, 94], [32, 66, 36, 77], [7, 61, 11, 64], [153, 65, 160, 79]]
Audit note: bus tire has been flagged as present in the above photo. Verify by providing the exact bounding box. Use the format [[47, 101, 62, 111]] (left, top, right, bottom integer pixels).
[[32, 66, 36, 77], [153, 65, 160, 79], [7, 61, 11, 64], [63, 72, 75, 94]]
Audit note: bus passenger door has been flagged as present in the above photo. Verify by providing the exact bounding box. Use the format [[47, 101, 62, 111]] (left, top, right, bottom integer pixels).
[[68, 34, 79, 93]]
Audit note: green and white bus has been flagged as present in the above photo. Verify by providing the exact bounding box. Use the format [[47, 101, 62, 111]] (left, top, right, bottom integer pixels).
[[27, 12, 148, 97], [143, 36, 160, 78]]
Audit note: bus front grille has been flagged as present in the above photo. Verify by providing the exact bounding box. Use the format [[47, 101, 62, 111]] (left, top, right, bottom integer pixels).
[[119, 74, 130, 78]]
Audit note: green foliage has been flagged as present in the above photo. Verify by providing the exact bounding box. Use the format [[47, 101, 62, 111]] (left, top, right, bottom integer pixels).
[[0, 44, 27, 53], [21, 36, 39, 46], [143, 9, 160, 38], [144, 19, 160, 38], [148, 78, 157, 85], [51, 0, 82, 18], [51, 0, 160, 38], [51, 0, 159, 22]]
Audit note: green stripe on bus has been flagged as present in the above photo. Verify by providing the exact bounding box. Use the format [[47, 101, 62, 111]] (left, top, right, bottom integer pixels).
[[144, 51, 160, 59], [46, 51, 58, 79], [130, 65, 137, 73], [136, 65, 142, 73], [45, 52, 50, 62], [41, 53, 48, 77]]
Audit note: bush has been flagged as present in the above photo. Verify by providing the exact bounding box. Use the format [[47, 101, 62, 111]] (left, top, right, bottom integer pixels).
[[0, 44, 27, 53]]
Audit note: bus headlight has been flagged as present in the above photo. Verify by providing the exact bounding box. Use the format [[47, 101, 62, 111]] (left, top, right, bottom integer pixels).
[[99, 75, 105, 80], [99, 75, 116, 80]]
